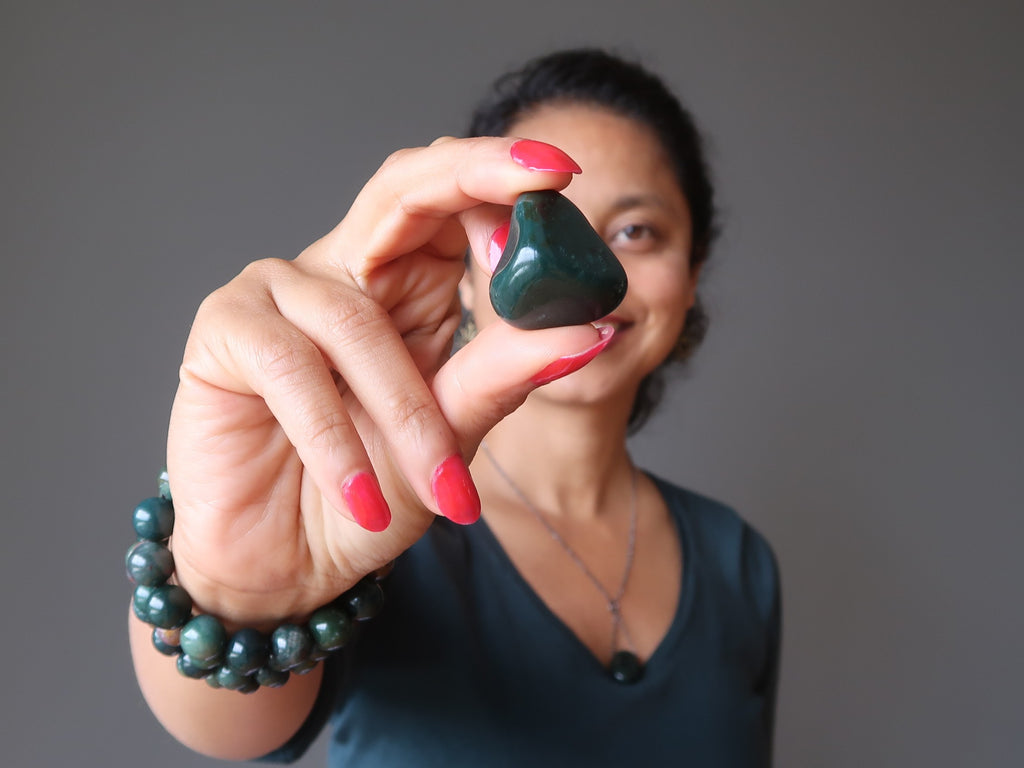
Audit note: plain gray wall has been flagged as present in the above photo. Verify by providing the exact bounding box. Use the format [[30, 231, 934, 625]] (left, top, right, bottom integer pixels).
[[2, 1, 1021, 765]]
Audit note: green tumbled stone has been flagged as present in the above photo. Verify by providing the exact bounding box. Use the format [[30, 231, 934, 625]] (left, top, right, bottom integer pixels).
[[309, 605, 353, 651], [133, 496, 174, 542], [146, 584, 192, 628], [226, 628, 270, 676], [270, 624, 313, 670], [180, 615, 227, 666], [125, 540, 174, 587], [255, 667, 290, 688], [342, 578, 384, 621], [489, 190, 628, 330]]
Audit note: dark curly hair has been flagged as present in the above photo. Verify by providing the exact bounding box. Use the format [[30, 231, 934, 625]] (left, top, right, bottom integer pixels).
[[465, 48, 718, 432]]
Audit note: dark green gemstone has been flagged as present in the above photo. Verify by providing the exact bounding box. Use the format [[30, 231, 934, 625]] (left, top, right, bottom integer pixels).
[[151, 627, 181, 656], [177, 654, 213, 679], [180, 615, 227, 666], [309, 605, 353, 651], [609, 651, 644, 684], [157, 467, 172, 501], [132, 496, 175, 542], [225, 628, 270, 675], [255, 667, 289, 688], [342, 578, 384, 621], [237, 677, 260, 694], [270, 624, 313, 670], [125, 540, 174, 586], [489, 190, 627, 330], [146, 584, 192, 628], [133, 584, 155, 622], [205, 675, 222, 689], [215, 665, 251, 691]]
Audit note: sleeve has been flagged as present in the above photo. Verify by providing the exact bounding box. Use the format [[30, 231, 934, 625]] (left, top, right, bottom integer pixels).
[[255, 655, 346, 764]]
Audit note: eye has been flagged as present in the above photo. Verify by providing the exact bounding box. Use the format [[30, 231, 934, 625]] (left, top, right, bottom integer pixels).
[[610, 223, 658, 249]]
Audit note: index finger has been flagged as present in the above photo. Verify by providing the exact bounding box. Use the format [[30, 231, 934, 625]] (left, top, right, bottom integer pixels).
[[309, 137, 582, 280]]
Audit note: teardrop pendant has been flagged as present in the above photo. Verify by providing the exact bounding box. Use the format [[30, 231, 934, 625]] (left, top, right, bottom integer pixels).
[[609, 650, 644, 684]]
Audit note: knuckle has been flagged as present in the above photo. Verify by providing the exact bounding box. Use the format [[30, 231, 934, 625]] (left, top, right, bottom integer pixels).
[[385, 393, 437, 439]]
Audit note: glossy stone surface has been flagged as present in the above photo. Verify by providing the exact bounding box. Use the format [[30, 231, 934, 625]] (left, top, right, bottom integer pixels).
[[132, 496, 174, 542], [180, 615, 227, 667], [270, 624, 313, 670], [609, 650, 644, 684], [489, 191, 627, 330], [132, 584, 155, 622], [343, 577, 385, 621], [125, 540, 174, 586], [309, 605, 353, 651], [226, 628, 270, 676], [151, 626, 181, 656], [177, 654, 213, 679], [157, 467, 172, 501], [146, 584, 192, 628]]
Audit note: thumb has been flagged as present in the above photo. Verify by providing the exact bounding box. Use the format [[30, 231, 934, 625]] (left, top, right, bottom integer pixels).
[[431, 322, 615, 454]]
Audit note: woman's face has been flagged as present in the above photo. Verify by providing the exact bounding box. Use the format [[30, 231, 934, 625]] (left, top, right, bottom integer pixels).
[[464, 102, 699, 405]]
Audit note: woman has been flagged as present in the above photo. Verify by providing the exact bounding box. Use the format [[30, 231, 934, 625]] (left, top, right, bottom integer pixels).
[[129, 49, 780, 766]]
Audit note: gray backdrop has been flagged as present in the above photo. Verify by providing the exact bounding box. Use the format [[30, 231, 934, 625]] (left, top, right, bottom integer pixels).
[[3, 1, 1021, 766]]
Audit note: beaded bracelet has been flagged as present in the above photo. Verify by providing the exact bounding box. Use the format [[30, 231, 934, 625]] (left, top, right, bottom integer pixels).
[[126, 470, 387, 693]]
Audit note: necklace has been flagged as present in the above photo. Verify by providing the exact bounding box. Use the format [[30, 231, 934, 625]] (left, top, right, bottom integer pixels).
[[479, 442, 644, 684]]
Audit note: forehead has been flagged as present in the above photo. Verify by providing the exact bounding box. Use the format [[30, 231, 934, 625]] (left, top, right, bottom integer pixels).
[[507, 103, 686, 214]]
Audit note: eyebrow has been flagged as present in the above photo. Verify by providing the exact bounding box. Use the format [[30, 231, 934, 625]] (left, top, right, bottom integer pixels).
[[607, 194, 674, 214]]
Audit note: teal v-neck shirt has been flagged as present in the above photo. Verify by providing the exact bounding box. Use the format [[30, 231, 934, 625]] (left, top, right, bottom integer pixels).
[[263, 475, 781, 767]]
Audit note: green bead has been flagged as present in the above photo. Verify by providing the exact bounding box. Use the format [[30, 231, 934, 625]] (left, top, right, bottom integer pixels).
[[146, 584, 192, 628], [179, 615, 227, 666], [133, 584, 155, 622], [309, 605, 353, 651], [237, 677, 260, 694], [125, 540, 174, 586], [132, 496, 174, 542], [151, 627, 181, 656], [255, 667, 289, 688], [225, 628, 270, 676], [177, 654, 213, 679], [342, 578, 384, 621], [489, 191, 628, 330], [270, 624, 313, 670], [215, 665, 251, 691], [205, 675, 223, 689], [157, 467, 172, 501]]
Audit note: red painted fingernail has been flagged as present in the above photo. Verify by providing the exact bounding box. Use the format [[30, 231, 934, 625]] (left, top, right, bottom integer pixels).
[[510, 139, 582, 174], [489, 221, 510, 272], [530, 326, 616, 386], [431, 455, 481, 525], [342, 472, 392, 532]]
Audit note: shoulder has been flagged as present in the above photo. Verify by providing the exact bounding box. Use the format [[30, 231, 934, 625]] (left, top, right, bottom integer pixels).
[[648, 473, 780, 625]]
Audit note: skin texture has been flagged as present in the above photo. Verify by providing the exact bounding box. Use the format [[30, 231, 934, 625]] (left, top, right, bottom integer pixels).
[[131, 105, 702, 759]]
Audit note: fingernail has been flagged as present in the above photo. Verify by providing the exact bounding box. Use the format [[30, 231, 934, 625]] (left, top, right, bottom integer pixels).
[[530, 326, 616, 386], [510, 139, 582, 174], [342, 472, 392, 532], [489, 221, 510, 272], [431, 455, 481, 525]]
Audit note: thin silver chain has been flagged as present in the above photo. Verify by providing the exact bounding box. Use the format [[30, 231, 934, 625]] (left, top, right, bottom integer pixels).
[[479, 441, 639, 658]]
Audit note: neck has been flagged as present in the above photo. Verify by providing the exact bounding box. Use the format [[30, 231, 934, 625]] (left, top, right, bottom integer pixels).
[[474, 388, 636, 522]]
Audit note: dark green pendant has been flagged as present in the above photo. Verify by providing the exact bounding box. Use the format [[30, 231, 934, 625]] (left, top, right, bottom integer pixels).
[[489, 191, 628, 330], [609, 650, 644, 684]]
